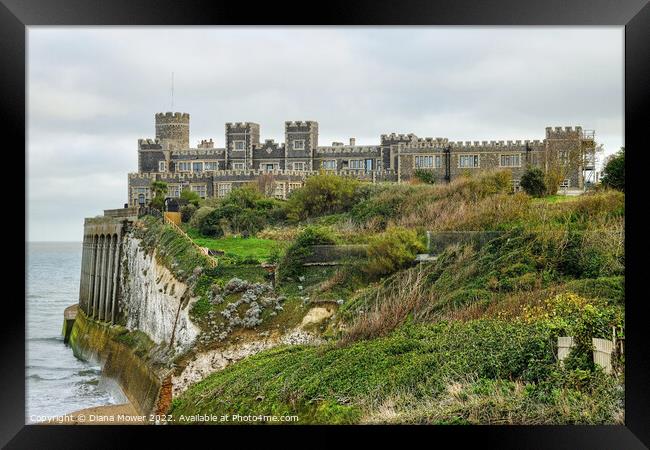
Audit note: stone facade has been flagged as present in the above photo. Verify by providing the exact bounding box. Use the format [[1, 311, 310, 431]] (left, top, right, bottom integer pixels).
[[128, 112, 595, 205]]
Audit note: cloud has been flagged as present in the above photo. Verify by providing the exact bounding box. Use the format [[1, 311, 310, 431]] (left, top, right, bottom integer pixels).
[[27, 26, 624, 241]]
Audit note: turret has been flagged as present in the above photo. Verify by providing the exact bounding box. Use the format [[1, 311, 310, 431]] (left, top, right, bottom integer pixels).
[[155, 112, 190, 150]]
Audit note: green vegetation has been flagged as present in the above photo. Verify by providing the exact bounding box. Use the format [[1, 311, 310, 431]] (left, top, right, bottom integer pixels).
[[184, 227, 281, 263], [135, 169, 624, 425], [364, 227, 425, 278], [150, 180, 168, 211], [277, 226, 338, 281], [286, 172, 363, 221], [600, 148, 624, 192], [520, 167, 547, 198], [171, 319, 622, 424], [413, 169, 436, 184]]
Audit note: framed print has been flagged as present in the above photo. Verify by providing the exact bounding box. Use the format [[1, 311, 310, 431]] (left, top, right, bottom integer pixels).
[[2, 0, 649, 447]]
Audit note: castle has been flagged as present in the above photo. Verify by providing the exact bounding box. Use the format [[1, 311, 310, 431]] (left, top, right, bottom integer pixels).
[[128, 112, 596, 205]]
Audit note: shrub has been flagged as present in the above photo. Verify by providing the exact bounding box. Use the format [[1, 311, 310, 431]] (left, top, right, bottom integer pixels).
[[194, 185, 287, 237], [363, 227, 425, 279], [180, 204, 197, 223], [520, 167, 547, 197], [600, 148, 624, 191], [413, 169, 436, 184], [180, 188, 202, 207], [199, 210, 226, 238], [189, 206, 216, 229], [277, 226, 337, 281], [287, 173, 362, 221]]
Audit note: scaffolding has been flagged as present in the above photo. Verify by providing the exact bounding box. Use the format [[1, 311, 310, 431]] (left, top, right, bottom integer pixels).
[[581, 129, 597, 188]]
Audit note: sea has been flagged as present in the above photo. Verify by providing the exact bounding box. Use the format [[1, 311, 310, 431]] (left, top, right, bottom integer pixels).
[[26, 242, 127, 423]]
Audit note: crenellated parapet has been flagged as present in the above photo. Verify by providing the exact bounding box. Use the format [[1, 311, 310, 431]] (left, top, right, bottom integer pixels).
[[545, 126, 583, 139], [138, 138, 163, 150], [316, 145, 381, 155]]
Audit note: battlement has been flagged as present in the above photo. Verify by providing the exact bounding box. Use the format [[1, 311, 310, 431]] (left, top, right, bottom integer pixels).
[[446, 139, 543, 149], [155, 112, 190, 120], [545, 126, 583, 139], [316, 145, 381, 154], [381, 133, 417, 143], [285, 120, 318, 129], [225, 122, 259, 129], [197, 138, 214, 148]]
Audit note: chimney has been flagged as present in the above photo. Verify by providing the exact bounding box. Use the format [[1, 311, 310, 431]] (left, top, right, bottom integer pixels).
[[349, 137, 356, 146]]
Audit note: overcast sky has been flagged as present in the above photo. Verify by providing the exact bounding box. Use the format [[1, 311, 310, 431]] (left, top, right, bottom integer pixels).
[[27, 27, 623, 242]]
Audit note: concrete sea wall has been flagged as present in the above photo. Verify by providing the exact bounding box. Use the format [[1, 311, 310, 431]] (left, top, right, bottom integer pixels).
[[68, 310, 168, 415]]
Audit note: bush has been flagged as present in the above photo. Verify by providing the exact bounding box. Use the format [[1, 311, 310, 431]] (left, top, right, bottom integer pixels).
[[189, 206, 216, 229], [600, 148, 624, 191], [199, 210, 225, 238], [277, 226, 337, 281], [180, 204, 197, 223], [287, 173, 362, 221], [180, 188, 202, 207], [364, 227, 425, 278], [414, 169, 436, 184], [520, 167, 547, 197], [194, 185, 288, 237]]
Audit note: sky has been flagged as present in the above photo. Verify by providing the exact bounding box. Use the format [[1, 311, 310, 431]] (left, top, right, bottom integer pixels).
[[27, 27, 624, 242]]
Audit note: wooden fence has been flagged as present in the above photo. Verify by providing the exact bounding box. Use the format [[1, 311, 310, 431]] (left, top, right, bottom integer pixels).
[[557, 336, 619, 375]]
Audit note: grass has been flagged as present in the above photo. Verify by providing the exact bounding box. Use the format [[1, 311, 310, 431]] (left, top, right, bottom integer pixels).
[[170, 319, 622, 424], [532, 194, 577, 204], [184, 226, 281, 263]]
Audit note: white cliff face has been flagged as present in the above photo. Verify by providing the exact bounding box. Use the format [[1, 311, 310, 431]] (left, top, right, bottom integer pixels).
[[120, 236, 200, 354], [172, 329, 321, 396]]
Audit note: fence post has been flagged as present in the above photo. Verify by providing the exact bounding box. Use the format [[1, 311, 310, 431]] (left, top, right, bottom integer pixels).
[[557, 336, 575, 364], [592, 338, 615, 374]]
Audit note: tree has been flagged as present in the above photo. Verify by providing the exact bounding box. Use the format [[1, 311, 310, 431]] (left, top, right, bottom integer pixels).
[[150, 180, 168, 211], [413, 169, 436, 184], [180, 188, 201, 207], [520, 167, 546, 197], [600, 147, 624, 192], [287, 172, 360, 221]]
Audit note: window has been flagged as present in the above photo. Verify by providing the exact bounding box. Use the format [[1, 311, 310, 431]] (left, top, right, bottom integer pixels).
[[204, 161, 219, 170], [293, 162, 305, 171], [177, 161, 191, 172], [218, 183, 232, 198], [288, 182, 302, 193], [233, 140, 246, 151], [192, 162, 203, 172], [459, 154, 480, 168], [158, 161, 167, 172], [191, 184, 207, 198], [512, 179, 521, 192], [500, 154, 521, 167], [560, 179, 570, 188], [415, 155, 437, 168], [435, 155, 441, 168], [293, 140, 305, 150], [264, 163, 277, 172], [349, 160, 364, 169], [273, 182, 285, 199], [559, 149, 569, 164], [322, 160, 336, 170], [232, 162, 245, 170], [167, 185, 181, 198]]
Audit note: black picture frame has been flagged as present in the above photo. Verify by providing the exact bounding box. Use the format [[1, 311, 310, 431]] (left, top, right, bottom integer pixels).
[[3, 0, 649, 447]]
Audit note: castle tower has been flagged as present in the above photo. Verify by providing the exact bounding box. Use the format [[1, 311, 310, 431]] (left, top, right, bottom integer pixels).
[[543, 126, 589, 190], [155, 112, 190, 150], [285, 121, 318, 170], [225, 122, 260, 169]]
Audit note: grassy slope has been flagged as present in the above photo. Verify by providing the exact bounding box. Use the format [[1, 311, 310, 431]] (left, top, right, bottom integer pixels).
[[170, 177, 625, 424], [184, 226, 280, 262], [171, 320, 621, 424]]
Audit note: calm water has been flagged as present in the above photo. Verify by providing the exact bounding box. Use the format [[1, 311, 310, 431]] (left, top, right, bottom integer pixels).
[[26, 242, 126, 423]]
